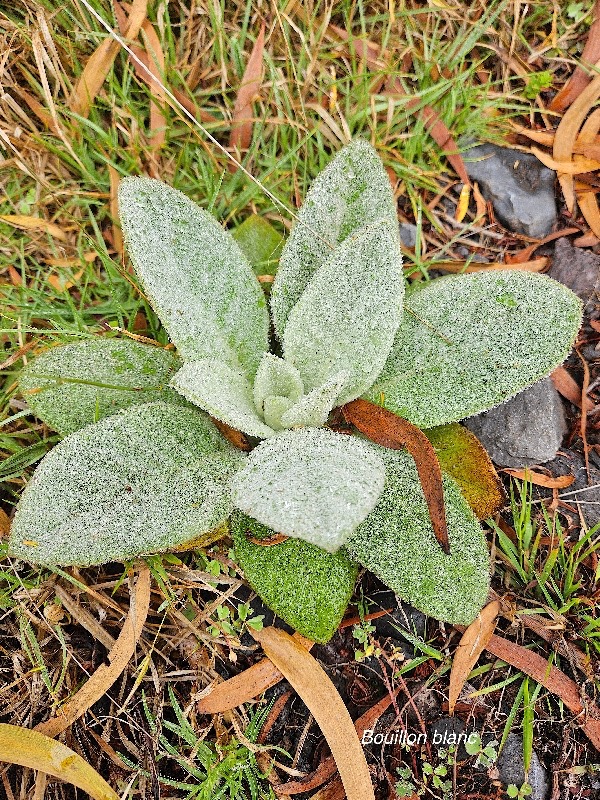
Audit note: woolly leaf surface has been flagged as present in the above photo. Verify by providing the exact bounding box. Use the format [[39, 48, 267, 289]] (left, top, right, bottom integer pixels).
[[253, 354, 304, 417], [283, 221, 403, 404], [270, 139, 399, 338], [280, 372, 348, 428], [365, 271, 582, 428], [19, 339, 183, 437], [9, 402, 246, 567], [118, 177, 269, 378], [232, 512, 358, 643], [170, 359, 275, 439], [232, 214, 283, 275], [345, 447, 490, 625], [231, 428, 385, 552]]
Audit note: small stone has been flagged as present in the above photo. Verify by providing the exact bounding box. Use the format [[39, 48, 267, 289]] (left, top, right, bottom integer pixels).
[[462, 142, 557, 238], [497, 734, 549, 800], [464, 378, 566, 468], [549, 238, 600, 303], [399, 222, 418, 248]]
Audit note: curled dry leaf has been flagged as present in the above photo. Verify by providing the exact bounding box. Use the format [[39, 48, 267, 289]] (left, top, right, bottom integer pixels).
[[576, 108, 600, 238], [0, 724, 118, 800], [252, 626, 375, 800], [140, 21, 166, 156], [531, 146, 600, 175], [71, 0, 148, 117], [502, 468, 574, 489], [553, 70, 600, 213], [551, 366, 594, 412], [229, 26, 265, 156], [35, 562, 151, 738], [0, 215, 67, 241], [549, 0, 600, 113], [448, 600, 499, 715], [460, 629, 600, 751], [343, 399, 449, 554], [455, 183, 471, 222], [504, 228, 579, 265], [197, 632, 314, 713], [276, 687, 401, 794]]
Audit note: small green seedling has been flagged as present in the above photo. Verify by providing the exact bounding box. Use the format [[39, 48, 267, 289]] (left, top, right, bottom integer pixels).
[[8, 140, 582, 642], [465, 733, 498, 768], [507, 783, 533, 799]]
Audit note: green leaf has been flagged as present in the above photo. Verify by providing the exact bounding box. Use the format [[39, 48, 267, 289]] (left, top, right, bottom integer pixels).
[[118, 177, 269, 379], [232, 512, 358, 643], [19, 338, 183, 437], [423, 423, 505, 520], [232, 214, 283, 275], [253, 354, 304, 420], [283, 220, 403, 404], [270, 139, 399, 338], [345, 446, 490, 625], [231, 428, 386, 552], [170, 359, 275, 439], [365, 271, 582, 428], [9, 402, 245, 567], [280, 372, 348, 428]]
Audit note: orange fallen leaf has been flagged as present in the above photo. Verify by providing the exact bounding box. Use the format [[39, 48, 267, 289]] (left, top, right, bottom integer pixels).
[[576, 108, 600, 238], [71, 0, 148, 117], [47, 268, 85, 293], [553, 70, 600, 212], [531, 146, 600, 175], [0, 508, 10, 538], [35, 562, 151, 738], [502, 468, 574, 489], [0, 725, 118, 800], [252, 626, 375, 800], [551, 366, 594, 411], [448, 600, 499, 715], [549, 0, 600, 113], [44, 252, 97, 267], [460, 629, 600, 751], [504, 227, 579, 265], [1, 215, 67, 242], [276, 687, 401, 795], [197, 632, 314, 714], [343, 399, 449, 554], [472, 181, 487, 222], [229, 25, 265, 156]]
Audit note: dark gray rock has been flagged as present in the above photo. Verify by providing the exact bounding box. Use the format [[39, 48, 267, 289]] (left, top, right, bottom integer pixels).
[[462, 143, 557, 238], [497, 734, 550, 800], [399, 222, 418, 249], [549, 238, 600, 304], [464, 378, 566, 468]]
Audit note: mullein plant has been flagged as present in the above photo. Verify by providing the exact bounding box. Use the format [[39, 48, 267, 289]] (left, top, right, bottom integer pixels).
[[9, 141, 582, 643]]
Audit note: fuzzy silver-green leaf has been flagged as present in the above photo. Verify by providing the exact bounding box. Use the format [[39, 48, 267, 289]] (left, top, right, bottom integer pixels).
[[283, 220, 403, 404], [232, 512, 358, 643], [365, 271, 582, 428], [346, 447, 490, 625], [118, 177, 269, 379], [280, 372, 348, 429], [231, 428, 386, 552], [170, 359, 275, 438], [19, 338, 183, 437], [270, 139, 399, 338], [9, 402, 245, 567]]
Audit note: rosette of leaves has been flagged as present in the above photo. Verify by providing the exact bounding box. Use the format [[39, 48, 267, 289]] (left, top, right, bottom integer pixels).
[[9, 140, 582, 643]]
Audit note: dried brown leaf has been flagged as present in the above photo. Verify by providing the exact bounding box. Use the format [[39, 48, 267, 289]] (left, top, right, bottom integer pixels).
[[551, 366, 594, 411], [0, 725, 118, 800], [448, 600, 499, 715], [549, 0, 600, 113], [140, 21, 166, 156], [343, 399, 449, 553], [70, 0, 148, 117], [531, 146, 600, 174], [229, 26, 265, 155], [0, 215, 67, 241], [35, 562, 151, 738], [197, 633, 314, 713], [502, 468, 574, 489], [252, 626, 375, 800], [433, 258, 548, 274]]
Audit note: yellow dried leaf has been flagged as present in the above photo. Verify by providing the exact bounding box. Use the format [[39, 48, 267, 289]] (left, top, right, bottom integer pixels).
[[531, 146, 600, 174], [0, 724, 118, 800], [455, 183, 471, 222], [0, 215, 67, 241]]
